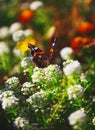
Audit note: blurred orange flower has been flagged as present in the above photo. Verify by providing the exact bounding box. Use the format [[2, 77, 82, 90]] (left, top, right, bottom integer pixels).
[[71, 36, 90, 52], [17, 38, 36, 52], [77, 21, 94, 34], [19, 9, 34, 23]]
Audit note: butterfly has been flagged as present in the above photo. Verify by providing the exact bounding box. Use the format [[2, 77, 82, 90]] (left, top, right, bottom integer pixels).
[[28, 38, 56, 68]]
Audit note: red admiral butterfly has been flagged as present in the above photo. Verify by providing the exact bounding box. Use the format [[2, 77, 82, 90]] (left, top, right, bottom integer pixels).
[[28, 38, 56, 68]]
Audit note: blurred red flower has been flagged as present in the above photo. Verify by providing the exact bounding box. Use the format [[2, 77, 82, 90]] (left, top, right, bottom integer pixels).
[[19, 9, 34, 23], [71, 36, 90, 52], [77, 21, 94, 34]]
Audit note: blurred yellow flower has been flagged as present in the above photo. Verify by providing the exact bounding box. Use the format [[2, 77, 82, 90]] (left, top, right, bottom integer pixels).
[[17, 38, 36, 52]]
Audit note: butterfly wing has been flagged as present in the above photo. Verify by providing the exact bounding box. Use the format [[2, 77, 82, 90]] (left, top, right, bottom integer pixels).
[[28, 38, 56, 68], [28, 43, 49, 68], [28, 44, 44, 56]]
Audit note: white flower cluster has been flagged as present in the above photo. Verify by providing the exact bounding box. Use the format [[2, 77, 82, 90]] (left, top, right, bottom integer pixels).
[[6, 22, 33, 42], [0, 90, 19, 109], [0, 90, 14, 101], [12, 29, 33, 42], [32, 64, 62, 84], [32, 67, 45, 83], [92, 117, 95, 125], [2, 96, 19, 109], [44, 64, 62, 83], [0, 22, 22, 40], [44, 64, 62, 76], [21, 57, 33, 68], [0, 41, 9, 55], [27, 90, 46, 109], [60, 47, 73, 60], [21, 82, 34, 95], [10, 22, 33, 42], [68, 108, 87, 129], [63, 60, 81, 76], [67, 84, 84, 100], [5, 76, 20, 89], [14, 117, 29, 128], [0, 22, 33, 42]]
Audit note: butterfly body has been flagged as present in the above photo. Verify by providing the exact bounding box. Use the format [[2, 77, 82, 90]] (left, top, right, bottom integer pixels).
[[28, 39, 56, 68]]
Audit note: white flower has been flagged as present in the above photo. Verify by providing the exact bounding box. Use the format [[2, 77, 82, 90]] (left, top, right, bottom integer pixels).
[[0, 41, 9, 55], [67, 84, 84, 100], [24, 29, 33, 37], [12, 30, 25, 42], [0, 26, 9, 39], [63, 60, 81, 76], [32, 65, 62, 84], [68, 108, 87, 128], [60, 47, 73, 60], [5, 76, 20, 89], [12, 29, 33, 42], [0, 90, 19, 109], [2, 96, 19, 109], [0, 90, 14, 101], [27, 90, 46, 105], [44, 64, 62, 76], [21, 57, 33, 68], [30, 1, 44, 10], [9, 22, 22, 34], [21, 82, 34, 95], [44, 64, 62, 83], [92, 117, 95, 125], [32, 67, 45, 83], [14, 117, 29, 128]]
